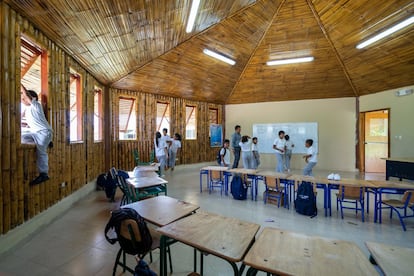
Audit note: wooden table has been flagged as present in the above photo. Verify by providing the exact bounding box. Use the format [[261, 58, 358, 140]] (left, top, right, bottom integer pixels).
[[383, 157, 414, 181], [129, 164, 160, 177], [365, 241, 414, 276], [157, 212, 260, 276], [126, 176, 168, 199], [243, 227, 378, 276], [122, 195, 199, 227]]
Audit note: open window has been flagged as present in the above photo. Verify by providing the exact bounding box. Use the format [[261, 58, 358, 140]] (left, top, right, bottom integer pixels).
[[156, 101, 170, 132], [94, 86, 103, 142], [119, 96, 137, 140], [20, 35, 48, 133], [69, 69, 83, 142], [185, 105, 197, 140]]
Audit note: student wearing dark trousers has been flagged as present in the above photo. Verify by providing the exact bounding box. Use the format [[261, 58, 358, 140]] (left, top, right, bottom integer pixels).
[[231, 125, 241, 168]]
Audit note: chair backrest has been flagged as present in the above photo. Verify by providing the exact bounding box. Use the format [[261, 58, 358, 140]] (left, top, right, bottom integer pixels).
[[110, 167, 118, 180], [117, 174, 136, 202], [339, 185, 363, 199], [210, 170, 222, 180], [265, 176, 280, 190]]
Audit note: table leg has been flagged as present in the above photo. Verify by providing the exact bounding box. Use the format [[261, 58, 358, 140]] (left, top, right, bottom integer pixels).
[[160, 235, 167, 276]]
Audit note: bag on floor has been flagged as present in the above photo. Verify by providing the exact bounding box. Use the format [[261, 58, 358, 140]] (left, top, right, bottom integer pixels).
[[231, 175, 247, 200], [134, 259, 157, 276], [294, 181, 317, 217]]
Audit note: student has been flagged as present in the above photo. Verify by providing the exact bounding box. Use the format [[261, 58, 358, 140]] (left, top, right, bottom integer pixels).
[[231, 125, 242, 168], [284, 134, 294, 172], [239, 135, 253, 169], [252, 137, 260, 169], [154, 131, 168, 177], [273, 130, 286, 172], [21, 88, 53, 185], [303, 139, 317, 176], [220, 139, 230, 167], [161, 128, 170, 143], [167, 133, 181, 171]]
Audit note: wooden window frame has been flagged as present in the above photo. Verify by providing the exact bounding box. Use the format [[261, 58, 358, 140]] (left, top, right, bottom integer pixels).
[[93, 87, 103, 142], [69, 70, 83, 142], [156, 101, 171, 132], [118, 96, 137, 140], [185, 105, 197, 140]]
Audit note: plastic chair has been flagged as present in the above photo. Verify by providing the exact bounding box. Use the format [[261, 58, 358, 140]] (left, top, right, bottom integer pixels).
[[336, 186, 365, 222], [209, 170, 225, 195], [112, 219, 172, 275], [264, 176, 284, 207], [377, 190, 414, 231]]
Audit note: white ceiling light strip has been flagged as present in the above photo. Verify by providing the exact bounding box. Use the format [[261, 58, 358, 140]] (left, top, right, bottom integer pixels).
[[186, 0, 200, 33], [203, 49, 236, 65], [266, 56, 314, 66]]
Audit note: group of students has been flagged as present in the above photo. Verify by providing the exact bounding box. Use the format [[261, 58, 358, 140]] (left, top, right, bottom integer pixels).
[[154, 128, 182, 176], [220, 125, 318, 176]]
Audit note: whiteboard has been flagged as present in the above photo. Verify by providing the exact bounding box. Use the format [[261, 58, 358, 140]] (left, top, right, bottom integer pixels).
[[252, 123, 318, 154]]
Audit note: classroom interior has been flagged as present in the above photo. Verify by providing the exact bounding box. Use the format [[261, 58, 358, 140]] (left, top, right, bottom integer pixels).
[[1, 0, 414, 275]]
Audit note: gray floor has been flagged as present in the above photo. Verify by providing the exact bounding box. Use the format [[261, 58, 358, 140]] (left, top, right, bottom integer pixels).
[[1, 163, 413, 275]]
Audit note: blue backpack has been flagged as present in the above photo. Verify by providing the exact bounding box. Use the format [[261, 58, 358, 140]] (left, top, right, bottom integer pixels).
[[230, 175, 247, 200], [294, 181, 317, 217]]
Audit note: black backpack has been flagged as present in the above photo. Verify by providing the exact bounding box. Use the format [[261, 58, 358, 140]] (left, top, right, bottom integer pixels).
[[216, 148, 226, 164], [104, 208, 153, 257], [230, 174, 247, 200], [97, 172, 117, 202], [294, 181, 317, 217]]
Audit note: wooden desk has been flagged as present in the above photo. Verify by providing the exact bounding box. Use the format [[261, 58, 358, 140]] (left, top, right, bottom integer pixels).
[[383, 157, 414, 181], [365, 241, 414, 276], [243, 227, 378, 276], [126, 176, 167, 189], [157, 212, 260, 276], [122, 195, 199, 227]]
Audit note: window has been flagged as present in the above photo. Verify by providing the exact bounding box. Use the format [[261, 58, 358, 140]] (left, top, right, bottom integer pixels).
[[94, 87, 103, 141], [119, 97, 136, 140], [69, 69, 83, 142], [20, 35, 48, 130], [209, 108, 218, 125], [185, 105, 197, 140], [156, 102, 170, 132]]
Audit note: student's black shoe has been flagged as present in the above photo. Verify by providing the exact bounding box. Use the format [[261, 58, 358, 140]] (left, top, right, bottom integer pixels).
[[48, 141, 54, 148], [30, 173, 50, 186]]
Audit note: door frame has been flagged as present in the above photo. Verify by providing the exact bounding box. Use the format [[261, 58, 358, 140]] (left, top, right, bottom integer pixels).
[[357, 108, 390, 172]]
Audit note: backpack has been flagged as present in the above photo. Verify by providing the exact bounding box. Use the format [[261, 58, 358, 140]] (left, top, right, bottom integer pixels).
[[105, 208, 153, 257], [96, 173, 107, 190], [216, 148, 226, 164], [97, 172, 117, 202], [294, 181, 317, 217], [230, 174, 247, 200]]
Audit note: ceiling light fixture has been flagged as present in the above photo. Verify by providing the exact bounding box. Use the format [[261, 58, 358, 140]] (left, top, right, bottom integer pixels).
[[203, 49, 236, 65], [266, 56, 314, 66], [356, 16, 414, 49], [186, 0, 200, 33]]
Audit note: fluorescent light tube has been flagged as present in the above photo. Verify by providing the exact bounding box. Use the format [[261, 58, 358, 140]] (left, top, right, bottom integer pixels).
[[203, 49, 236, 65], [266, 56, 314, 66], [356, 16, 414, 49], [186, 0, 200, 33]]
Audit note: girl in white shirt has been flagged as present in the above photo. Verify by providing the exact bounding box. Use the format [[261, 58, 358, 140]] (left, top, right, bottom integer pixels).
[[284, 135, 294, 172], [154, 131, 168, 176], [252, 137, 260, 169], [239, 135, 253, 169], [167, 133, 181, 171]]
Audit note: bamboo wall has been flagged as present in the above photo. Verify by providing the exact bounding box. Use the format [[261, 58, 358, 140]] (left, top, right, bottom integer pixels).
[[0, 2, 224, 234]]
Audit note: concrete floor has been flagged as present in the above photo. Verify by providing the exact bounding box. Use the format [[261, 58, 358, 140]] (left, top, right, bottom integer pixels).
[[0, 163, 413, 275]]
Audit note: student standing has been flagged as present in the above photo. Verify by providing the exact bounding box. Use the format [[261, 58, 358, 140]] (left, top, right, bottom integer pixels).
[[284, 134, 294, 172], [231, 125, 242, 168], [21, 88, 53, 185], [154, 131, 168, 177], [239, 135, 253, 169], [161, 128, 170, 143], [272, 130, 286, 172], [252, 137, 260, 169], [303, 139, 317, 176], [168, 133, 181, 171], [220, 139, 230, 167]]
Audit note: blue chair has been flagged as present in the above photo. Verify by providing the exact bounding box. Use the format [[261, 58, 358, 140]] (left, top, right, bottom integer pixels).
[[336, 185, 365, 222], [263, 176, 284, 207], [377, 190, 414, 231], [209, 170, 225, 195]]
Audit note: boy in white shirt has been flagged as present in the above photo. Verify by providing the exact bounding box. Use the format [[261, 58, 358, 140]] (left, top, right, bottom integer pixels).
[[303, 139, 317, 176], [220, 139, 230, 167], [273, 130, 286, 172]]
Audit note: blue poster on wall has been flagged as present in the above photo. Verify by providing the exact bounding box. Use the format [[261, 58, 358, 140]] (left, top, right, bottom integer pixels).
[[210, 124, 223, 147]]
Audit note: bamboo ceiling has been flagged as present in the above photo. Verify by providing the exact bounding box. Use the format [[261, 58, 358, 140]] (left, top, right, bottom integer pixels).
[[6, 0, 414, 104]]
